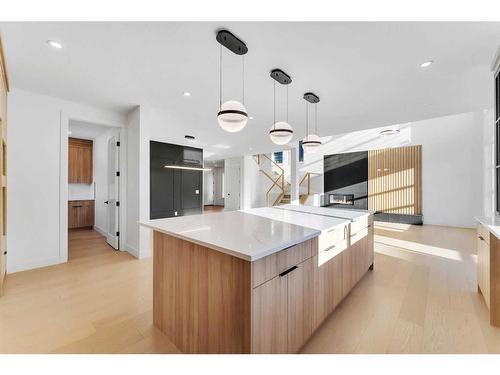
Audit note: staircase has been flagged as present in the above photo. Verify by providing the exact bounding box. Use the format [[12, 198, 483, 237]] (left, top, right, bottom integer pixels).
[[299, 172, 321, 204], [253, 154, 291, 206]]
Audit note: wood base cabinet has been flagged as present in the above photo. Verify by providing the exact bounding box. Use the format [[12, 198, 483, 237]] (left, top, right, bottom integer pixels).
[[68, 200, 95, 229], [477, 224, 500, 326], [152, 215, 374, 353]]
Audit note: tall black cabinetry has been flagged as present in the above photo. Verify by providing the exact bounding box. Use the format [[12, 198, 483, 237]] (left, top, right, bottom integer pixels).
[[150, 141, 203, 219]]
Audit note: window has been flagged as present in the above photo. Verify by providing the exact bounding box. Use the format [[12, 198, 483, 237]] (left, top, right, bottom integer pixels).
[[273, 151, 283, 164], [496, 71, 500, 213], [299, 141, 304, 162]]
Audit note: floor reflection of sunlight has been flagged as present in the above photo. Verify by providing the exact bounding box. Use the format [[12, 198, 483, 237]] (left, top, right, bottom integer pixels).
[[374, 221, 412, 231], [375, 234, 466, 262]]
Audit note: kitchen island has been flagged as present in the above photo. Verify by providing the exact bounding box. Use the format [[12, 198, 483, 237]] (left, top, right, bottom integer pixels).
[[140, 206, 374, 353]]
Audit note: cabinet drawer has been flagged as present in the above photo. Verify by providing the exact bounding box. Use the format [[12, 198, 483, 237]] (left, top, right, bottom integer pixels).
[[318, 224, 347, 252], [252, 237, 315, 288], [350, 216, 369, 236], [317, 224, 348, 265], [478, 223, 490, 245]]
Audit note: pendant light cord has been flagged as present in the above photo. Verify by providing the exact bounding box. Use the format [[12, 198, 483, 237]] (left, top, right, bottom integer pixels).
[[242, 55, 245, 105], [219, 44, 222, 110], [315, 103, 318, 133], [305, 101, 309, 136], [273, 80, 276, 129], [286, 85, 289, 123]]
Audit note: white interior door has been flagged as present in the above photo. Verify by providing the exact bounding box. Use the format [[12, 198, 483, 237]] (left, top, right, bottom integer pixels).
[[224, 161, 241, 211], [106, 135, 120, 249], [203, 170, 214, 205]]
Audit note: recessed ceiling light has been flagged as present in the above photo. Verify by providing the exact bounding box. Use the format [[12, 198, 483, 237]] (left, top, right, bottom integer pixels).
[[420, 60, 434, 68], [249, 116, 254, 120], [379, 128, 400, 136], [47, 40, 63, 49], [183, 92, 191, 97]]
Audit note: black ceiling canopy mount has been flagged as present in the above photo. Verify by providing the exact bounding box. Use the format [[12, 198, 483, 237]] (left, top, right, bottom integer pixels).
[[304, 92, 320, 103], [216, 30, 248, 55], [270, 69, 292, 85]]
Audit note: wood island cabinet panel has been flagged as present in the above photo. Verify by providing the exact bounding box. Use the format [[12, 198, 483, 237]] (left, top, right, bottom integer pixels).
[[152, 218, 374, 353], [252, 237, 315, 288], [153, 232, 251, 354], [312, 252, 343, 330], [287, 257, 314, 352], [251, 273, 288, 354], [68, 138, 93, 183]]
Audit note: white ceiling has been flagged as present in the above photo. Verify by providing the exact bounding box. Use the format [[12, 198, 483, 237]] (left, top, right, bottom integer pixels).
[[69, 119, 114, 140], [1, 22, 499, 159]]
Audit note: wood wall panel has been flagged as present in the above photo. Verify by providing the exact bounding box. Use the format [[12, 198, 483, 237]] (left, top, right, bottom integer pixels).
[[368, 145, 422, 215], [0, 34, 8, 295]]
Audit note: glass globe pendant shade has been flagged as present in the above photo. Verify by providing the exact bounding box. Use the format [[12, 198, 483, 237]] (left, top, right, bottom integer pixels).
[[269, 122, 294, 145], [217, 100, 248, 133], [302, 134, 322, 153]]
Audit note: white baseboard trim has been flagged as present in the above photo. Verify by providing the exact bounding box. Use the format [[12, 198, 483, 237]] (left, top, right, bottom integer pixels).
[[93, 225, 107, 237], [7, 256, 66, 274], [126, 243, 151, 259], [126, 243, 140, 258]]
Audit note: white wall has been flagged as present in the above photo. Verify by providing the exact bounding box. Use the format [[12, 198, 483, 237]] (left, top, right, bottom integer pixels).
[[482, 109, 495, 217], [203, 169, 214, 205], [295, 110, 488, 228], [68, 183, 94, 200], [7, 88, 125, 273], [125, 106, 141, 257], [212, 166, 225, 206]]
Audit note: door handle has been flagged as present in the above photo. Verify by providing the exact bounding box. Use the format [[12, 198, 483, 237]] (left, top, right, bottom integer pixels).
[[279, 265, 298, 277], [104, 201, 109, 204]]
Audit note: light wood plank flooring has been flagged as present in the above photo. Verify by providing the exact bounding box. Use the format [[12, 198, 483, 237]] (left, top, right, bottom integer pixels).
[[203, 205, 224, 214], [1, 223, 499, 353]]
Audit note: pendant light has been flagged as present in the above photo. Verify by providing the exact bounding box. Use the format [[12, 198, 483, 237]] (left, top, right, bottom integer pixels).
[[269, 69, 294, 145], [216, 30, 248, 133], [302, 92, 322, 153]]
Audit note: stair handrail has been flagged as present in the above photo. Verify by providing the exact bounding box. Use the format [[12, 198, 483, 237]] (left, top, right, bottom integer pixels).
[[299, 172, 321, 196], [254, 154, 286, 206]]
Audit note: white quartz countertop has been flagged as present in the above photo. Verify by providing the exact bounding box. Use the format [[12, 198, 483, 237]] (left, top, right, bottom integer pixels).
[[139, 210, 320, 262], [242, 207, 349, 233], [475, 216, 500, 240], [277, 204, 371, 221]]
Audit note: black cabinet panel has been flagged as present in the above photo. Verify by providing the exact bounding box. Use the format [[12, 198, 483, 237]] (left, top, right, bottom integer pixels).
[[150, 141, 203, 219], [181, 170, 201, 210]]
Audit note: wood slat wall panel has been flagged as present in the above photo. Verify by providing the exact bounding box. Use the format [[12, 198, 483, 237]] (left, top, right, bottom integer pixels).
[[368, 145, 422, 215], [0, 34, 8, 295]]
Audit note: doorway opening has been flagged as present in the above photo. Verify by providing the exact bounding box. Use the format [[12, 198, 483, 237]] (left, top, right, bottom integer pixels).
[[203, 160, 225, 213], [67, 120, 122, 259]]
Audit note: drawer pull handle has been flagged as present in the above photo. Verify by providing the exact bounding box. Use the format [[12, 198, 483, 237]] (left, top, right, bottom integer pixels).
[[323, 244, 336, 252], [478, 235, 485, 241], [279, 265, 298, 277]]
